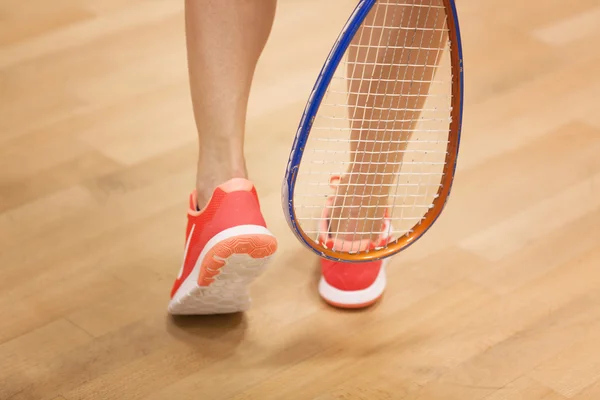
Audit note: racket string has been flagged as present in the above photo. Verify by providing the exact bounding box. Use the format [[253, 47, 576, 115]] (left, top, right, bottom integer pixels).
[[329, 0, 388, 247], [341, 0, 408, 246], [386, 0, 449, 240], [365, 0, 429, 242], [295, 0, 453, 250]]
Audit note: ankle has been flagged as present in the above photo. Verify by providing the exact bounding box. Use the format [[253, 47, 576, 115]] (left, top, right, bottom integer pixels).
[[195, 139, 247, 206], [328, 196, 388, 243], [195, 168, 248, 209]]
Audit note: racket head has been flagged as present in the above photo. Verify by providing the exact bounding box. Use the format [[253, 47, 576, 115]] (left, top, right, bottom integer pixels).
[[283, 0, 464, 263]]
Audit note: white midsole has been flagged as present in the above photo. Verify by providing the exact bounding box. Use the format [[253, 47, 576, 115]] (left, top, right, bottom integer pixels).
[[169, 225, 274, 305], [318, 258, 389, 306]]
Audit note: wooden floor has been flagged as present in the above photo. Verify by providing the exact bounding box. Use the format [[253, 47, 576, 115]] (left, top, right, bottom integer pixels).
[[2, 0, 600, 399]]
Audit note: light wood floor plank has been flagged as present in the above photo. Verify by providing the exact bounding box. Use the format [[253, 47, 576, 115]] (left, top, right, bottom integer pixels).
[[1, 1, 600, 399]]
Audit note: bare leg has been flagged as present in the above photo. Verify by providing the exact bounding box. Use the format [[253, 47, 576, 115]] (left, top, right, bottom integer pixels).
[[185, 0, 277, 207], [329, 0, 447, 242]]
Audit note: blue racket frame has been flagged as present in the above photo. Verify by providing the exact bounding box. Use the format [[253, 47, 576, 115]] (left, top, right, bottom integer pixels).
[[282, 0, 464, 262]]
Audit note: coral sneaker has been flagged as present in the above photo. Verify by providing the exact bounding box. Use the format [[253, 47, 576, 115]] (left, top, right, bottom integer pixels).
[[317, 178, 393, 309], [168, 178, 277, 315]]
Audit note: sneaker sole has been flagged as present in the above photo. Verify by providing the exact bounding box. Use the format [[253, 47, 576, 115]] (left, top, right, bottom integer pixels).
[[168, 225, 277, 315]]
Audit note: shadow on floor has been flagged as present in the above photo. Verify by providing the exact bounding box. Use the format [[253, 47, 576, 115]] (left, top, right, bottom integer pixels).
[[165, 311, 248, 355]]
